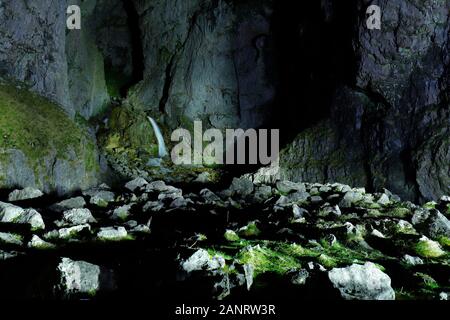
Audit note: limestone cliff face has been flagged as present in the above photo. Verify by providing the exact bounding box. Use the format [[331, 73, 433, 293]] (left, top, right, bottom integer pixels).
[[0, 0, 132, 119], [128, 0, 276, 130], [280, 0, 449, 202], [0, 0, 72, 114]]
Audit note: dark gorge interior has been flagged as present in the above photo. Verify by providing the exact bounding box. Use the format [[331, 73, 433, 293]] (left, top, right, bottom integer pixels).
[[0, 0, 449, 310]]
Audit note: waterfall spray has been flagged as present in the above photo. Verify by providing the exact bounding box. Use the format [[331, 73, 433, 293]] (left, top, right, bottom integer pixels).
[[147, 116, 168, 158]]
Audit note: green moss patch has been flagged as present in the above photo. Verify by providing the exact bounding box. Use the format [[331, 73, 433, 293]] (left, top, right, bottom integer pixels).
[[237, 245, 301, 277], [0, 83, 89, 159], [0, 82, 99, 186]]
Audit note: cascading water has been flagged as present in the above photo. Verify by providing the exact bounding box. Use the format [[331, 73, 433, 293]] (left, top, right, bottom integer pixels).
[[147, 116, 168, 158]]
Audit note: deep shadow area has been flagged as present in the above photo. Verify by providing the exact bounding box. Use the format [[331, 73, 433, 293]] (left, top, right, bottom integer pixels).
[[271, 0, 358, 146], [121, 0, 145, 93]]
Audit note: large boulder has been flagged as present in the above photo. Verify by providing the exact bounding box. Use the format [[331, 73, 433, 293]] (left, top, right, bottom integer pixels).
[[8, 187, 43, 202], [328, 262, 395, 300], [0, 202, 45, 230], [56, 257, 116, 297], [0, 83, 105, 195]]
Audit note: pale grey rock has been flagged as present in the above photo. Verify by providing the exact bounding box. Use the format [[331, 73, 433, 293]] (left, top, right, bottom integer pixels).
[[145, 180, 170, 193], [59, 208, 96, 227], [194, 172, 212, 184], [125, 177, 149, 192], [97, 227, 128, 241], [287, 191, 310, 204], [243, 264, 254, 291], [333, 184, 352, 193], [57, 258, 100, 296], [0, 202, 45, 230], [318, 205, 342, 218], [200, 189, 221, 204], [50, 197, 86, 213], [21, 209, 45, 230], [276, 181, 306, 194], [377, 194, 391, 206], [170, 197, 192, 209], [131, 224, 151, 234], [424, 210, 450, 239], [0, 232, 23, 246], [182, 249, 211, 273], [124, 220, 138, 228], [143, 201, 165, 213], [371, 229, 386, 239], [412, 208, 431, 225], [182, 250, 225, 274], [328, 262, 395, 300], [229, 178, 254, 197], [158, 188, 183, 202], [339, 191, 364, 208], [396, 220, 417, 235], [8, 187, 43, 201], [292, 205, 308, 220], [0, 202, 25, 222], [310, 196, 324, 205], [324, 234, 337, 246], [244, 165, 280, 185], [55, 224, 92, 240], [89, 190, 115, 208], [0, 144, 103, 197], [208, 255, 226, 271]]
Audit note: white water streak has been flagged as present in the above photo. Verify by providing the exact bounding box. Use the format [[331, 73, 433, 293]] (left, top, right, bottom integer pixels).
[[147, 116, 168, 158]]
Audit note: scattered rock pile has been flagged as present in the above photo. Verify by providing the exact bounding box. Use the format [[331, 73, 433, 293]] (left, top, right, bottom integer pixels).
[[0, 177, 448, 300]]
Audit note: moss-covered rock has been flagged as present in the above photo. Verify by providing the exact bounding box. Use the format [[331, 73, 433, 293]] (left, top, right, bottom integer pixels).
[[99, 104, 158, 160], [415, 237, 446, 258], [0, 82, 103, 194]]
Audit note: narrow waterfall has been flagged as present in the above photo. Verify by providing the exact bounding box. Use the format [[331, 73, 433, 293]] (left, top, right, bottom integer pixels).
[[147, 116, 168, 158]]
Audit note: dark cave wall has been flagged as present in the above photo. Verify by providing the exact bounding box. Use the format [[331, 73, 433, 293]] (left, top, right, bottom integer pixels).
[[280, 0, 450, 202], [0, 0, 448, 200], [128, 0, 276, 130], [0, 0, 72, 114], [0, 0, 134, 119]]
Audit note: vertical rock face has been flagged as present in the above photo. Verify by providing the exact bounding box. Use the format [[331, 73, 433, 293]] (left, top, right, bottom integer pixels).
[[0, 82, 105, 195], [129, 0, 276, 129], [280, 0, 450, 202], [65, 0, 113, 119], [0, 0, 134, 119], [0, 0, 72, 114]]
